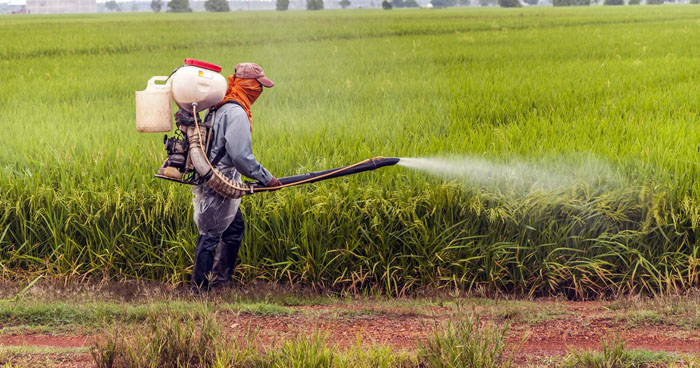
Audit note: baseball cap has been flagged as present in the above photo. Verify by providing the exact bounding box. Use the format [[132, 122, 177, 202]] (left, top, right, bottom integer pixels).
[[235, 63, 275, 88]]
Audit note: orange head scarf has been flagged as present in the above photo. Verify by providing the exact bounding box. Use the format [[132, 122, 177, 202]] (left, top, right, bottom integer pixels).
[[215, 76, 262, 131]]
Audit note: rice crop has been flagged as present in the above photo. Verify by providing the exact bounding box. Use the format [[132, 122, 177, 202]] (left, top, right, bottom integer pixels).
[[3, 7, 700, 298]]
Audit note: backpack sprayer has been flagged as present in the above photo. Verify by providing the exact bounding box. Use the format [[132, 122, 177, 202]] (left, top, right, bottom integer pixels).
[[135, 59, 399, 198]]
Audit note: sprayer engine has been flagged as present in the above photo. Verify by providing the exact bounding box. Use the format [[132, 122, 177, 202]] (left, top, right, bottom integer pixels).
[[158, 129, 190, 182]]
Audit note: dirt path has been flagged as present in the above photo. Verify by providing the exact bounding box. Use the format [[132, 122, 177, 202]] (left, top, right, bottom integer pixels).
[[220, 303, 700, 354], [1, 300, 698, 366], [0, 335, 89, 348]]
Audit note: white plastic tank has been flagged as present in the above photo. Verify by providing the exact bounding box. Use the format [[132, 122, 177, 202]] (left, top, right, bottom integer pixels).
[[135, 76, 173, 133], [170, 59, 227, 113]]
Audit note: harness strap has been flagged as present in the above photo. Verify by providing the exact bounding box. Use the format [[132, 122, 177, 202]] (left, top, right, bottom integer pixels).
[[210, 148, 227, 167], [205, 101, 245, 167]]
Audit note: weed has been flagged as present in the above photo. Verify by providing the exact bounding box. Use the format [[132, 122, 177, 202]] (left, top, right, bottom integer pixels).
[[493, 304, 525, 322], [564, 338, 672, 368], [223, 302, 296, 316], [418, 313, 519, 368], [91, 312, 413, 367], [619, 310, 663, 327], [92, 312, 246, 368], [490, 301, 567, 324], [0, 300, 207, 328], [264, 332, 335, 367], [605, 296, 700, 329]]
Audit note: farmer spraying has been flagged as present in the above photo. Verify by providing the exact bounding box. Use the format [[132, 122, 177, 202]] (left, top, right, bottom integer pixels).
[[136, 58, 399, 288], [176, 63, 282, 289]]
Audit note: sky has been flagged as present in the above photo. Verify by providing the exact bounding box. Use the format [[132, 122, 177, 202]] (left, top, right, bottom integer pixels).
[[4, 0, 184, 4], [4, 0, 235, 4], [5, 0, 279, 4]]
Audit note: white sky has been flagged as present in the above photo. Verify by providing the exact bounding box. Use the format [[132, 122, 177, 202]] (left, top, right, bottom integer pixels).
[[6, 0, 272, 4], [6, 1, 143, 3], [4, 0, 197, 4]]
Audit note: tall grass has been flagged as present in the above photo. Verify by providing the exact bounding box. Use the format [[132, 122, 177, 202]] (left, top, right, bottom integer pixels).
[[92, 310, 520, 367], [418, 313, 518, 368], [91, 313, 237, 367], [91, 312, 410, 367], [564, 338, 672, 368], [2, 7, 700, 297]]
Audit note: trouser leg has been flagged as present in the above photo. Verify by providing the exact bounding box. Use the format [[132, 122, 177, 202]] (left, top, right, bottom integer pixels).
[[192, 234, 220, 288], [212, 209, 245, 285]]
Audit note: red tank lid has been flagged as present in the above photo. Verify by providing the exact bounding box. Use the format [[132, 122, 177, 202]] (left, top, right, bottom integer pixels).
[[184, 58, 222, 73]]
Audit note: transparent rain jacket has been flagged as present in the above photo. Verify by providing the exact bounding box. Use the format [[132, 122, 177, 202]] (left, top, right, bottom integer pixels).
[[191, 103, 273, 237], [192, 167, 242, 238]]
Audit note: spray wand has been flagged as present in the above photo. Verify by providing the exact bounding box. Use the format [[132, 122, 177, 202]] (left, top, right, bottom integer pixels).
[[247, 157, 401, 192], [189, 102, 399, 196]]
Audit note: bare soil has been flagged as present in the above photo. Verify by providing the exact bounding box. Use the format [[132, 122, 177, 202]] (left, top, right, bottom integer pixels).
[[1, 298, 699, 366], [222, 302, 700, 353]]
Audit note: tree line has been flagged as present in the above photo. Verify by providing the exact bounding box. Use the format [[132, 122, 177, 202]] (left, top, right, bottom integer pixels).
[[149, 0, 319, 11], [146, 0, 695, 13]]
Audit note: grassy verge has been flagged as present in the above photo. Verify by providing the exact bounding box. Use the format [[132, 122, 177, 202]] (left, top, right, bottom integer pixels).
[[0, 287, 575, 334], [90, 309, 700, 368], [0, 300, 206, 329], [564, 338, 674, 368], [418, 313, 520, 368], [91, 310, 523, 368], [91, 312, 415, 368], [4, 282, 700, 334], [0, 346, 90, 368], [0, 285, 699, 367], [605, 295, 700, 329]]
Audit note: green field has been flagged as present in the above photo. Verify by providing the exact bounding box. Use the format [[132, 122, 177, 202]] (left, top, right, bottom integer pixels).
[[2, 6, 700, 298]]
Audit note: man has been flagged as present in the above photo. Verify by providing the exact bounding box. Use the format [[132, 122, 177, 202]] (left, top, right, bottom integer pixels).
[[179, 62, 282, 289]]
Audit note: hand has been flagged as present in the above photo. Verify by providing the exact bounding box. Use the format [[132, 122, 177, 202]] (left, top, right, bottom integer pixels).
[[157, 159, 169, 176], [267, 177, 283, 190]]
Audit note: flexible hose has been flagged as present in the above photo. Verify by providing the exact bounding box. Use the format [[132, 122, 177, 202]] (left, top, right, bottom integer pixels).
[[191, 103, 253, 196]]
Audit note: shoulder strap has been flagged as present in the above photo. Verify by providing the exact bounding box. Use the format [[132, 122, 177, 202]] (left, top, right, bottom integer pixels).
[[204, 109, 217, 161], [211, 147, 227, 167], [210, 100, 243, 112], [206, 101, 246, 167]]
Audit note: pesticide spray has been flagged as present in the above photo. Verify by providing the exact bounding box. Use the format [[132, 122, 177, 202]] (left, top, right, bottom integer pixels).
[[397, 155, 619, 195]]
